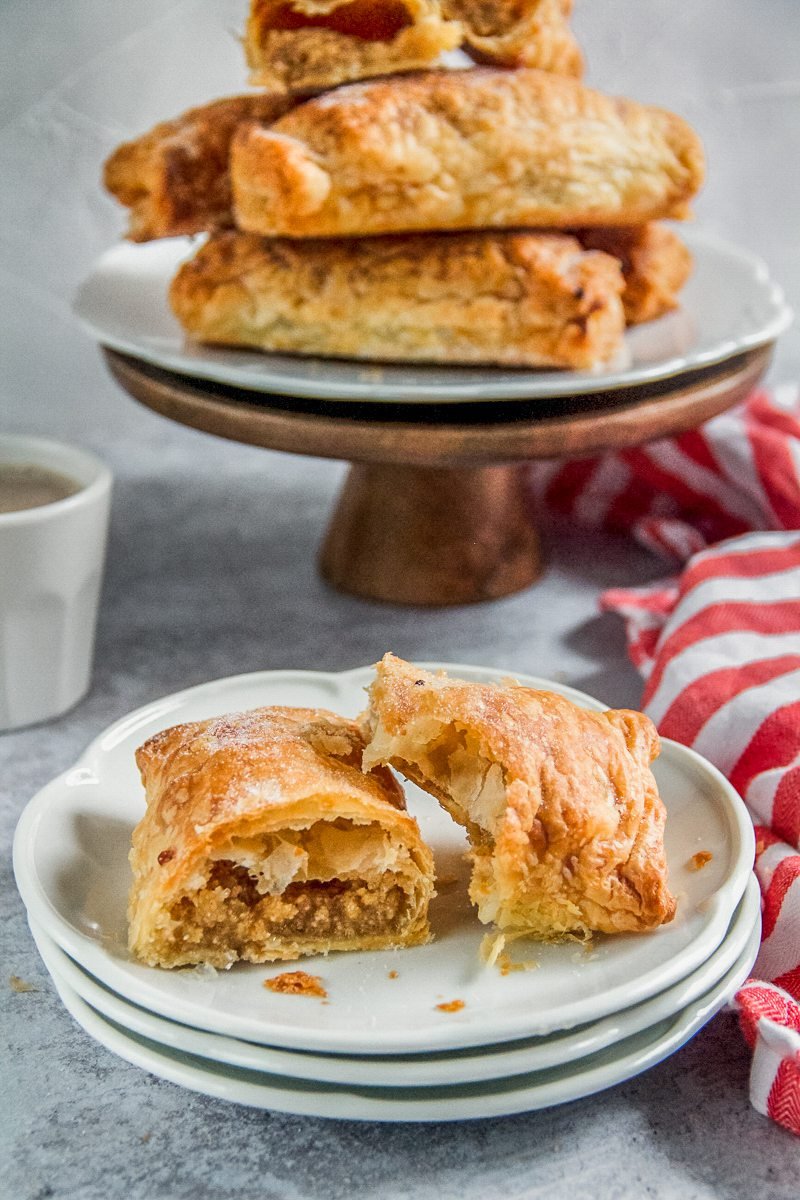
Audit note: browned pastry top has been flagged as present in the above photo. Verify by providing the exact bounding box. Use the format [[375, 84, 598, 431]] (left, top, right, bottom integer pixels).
[[169, 228, 626, 368], [135, 706, 407, 851], [231, 67, 705, 238], [364, 654, 676, 936]]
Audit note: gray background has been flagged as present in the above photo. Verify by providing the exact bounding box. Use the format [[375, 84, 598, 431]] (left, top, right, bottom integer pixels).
[[2, 1, 799, 1196]]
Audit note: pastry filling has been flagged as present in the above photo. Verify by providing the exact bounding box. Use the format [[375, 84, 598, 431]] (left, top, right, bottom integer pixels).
[[158, 818, 417, 965], [263, 0, 414, 41]]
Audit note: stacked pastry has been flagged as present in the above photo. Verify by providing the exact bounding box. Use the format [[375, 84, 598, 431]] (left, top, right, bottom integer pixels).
[[105, 0, 704, 370]]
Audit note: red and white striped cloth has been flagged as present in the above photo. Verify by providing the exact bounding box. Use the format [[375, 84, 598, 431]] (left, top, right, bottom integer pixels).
[[532, 385, 800, 1134]]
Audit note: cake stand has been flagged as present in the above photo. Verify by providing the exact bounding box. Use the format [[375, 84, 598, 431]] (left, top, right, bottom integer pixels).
[[103, 344, 771, 606]]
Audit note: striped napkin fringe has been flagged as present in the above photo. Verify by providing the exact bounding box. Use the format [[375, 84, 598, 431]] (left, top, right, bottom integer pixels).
[[531, 386, 800, 1134]]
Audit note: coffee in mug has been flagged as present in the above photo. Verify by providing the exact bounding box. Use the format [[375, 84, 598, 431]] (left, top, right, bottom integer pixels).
[[0, 463, 80, 514]]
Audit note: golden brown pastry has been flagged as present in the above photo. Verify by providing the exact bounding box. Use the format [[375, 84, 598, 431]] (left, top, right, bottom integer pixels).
[[244, 0, 580, 93], [573, 223, 693, 325], [453, 0, 582, 74], [104, 93, 295, 241], [128, 707, 435, 967], [362, 655, 676, 940], [169, 229, 626, 368], [231, 68, 705, 238], [245, 0, 462, 93]]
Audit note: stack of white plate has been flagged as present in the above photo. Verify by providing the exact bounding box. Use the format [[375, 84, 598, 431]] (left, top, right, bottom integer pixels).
[[14, 664, 759, 1122]]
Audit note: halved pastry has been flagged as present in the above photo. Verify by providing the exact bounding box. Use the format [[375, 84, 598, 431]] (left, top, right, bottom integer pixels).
[[129, 706, 435, 967], [572, 223, 693, 325], [169, 229, 626, 368], [362, 655, 676, 940], [103, 93, 296, 241], [245, 0, 462, 93], [244, 0, 580, 93], [231, 68, 705, 238]]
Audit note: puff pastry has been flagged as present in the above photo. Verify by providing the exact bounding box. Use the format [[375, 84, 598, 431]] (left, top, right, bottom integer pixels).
[[169, 229, 626, 368], [244, 0, 580, 93], [231, 68, 705, 238], [453, 0, 582, 75], [572, 223, 693, 325], [362, 655, 676, 940], [128, 706, 435, 967], [104, 93, 295, 241]]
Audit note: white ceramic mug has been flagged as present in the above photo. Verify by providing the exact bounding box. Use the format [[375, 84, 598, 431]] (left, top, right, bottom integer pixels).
[[0, 436, 112, 731]]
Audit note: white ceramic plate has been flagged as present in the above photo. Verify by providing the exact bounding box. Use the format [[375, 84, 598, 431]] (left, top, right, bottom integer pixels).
[[38, 924, 760, 1121], [73, 229, 791, 403], [28, 875, 761, 1088], [13, 664, 755, 1054]]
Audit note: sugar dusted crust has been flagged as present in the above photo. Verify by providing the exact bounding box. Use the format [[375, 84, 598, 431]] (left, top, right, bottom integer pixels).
[[231, 68, 705, 238], [103, 93, 295, 241], [363, 654, 676, 940], [169, 228, 626, 368], [128, 706, 435, 968], [244, 0, 580, 93]]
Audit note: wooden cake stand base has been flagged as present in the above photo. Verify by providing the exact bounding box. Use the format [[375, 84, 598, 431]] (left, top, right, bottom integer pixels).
[[105, 346, 771, 606]]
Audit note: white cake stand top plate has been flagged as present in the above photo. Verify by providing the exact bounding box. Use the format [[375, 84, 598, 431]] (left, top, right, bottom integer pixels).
[[73, 228, 791, 404]]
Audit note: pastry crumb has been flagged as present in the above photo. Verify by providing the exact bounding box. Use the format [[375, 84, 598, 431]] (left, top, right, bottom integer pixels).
[[9, 975, 37, 993], [264, 970, 328, 999], [480, 932, 506, 968], [570, 936, 596, 961], [435, 999, 465, 1013], [190, 963, 219, 980], [498, 953, 539, 976], [687, 851, 713, 871], [480, 934, 538, 974], [388, 970, 399, 979]]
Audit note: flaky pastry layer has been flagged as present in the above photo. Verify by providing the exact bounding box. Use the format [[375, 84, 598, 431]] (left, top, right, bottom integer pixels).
[[231, 68, 705, 238], [363, 655, 676, 940], [104, 93, 295, 241], [169, 229, 626, 368], [129, 706, 434, 967], [572, 223, 693, 325], [244, 0, 580, 93]]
